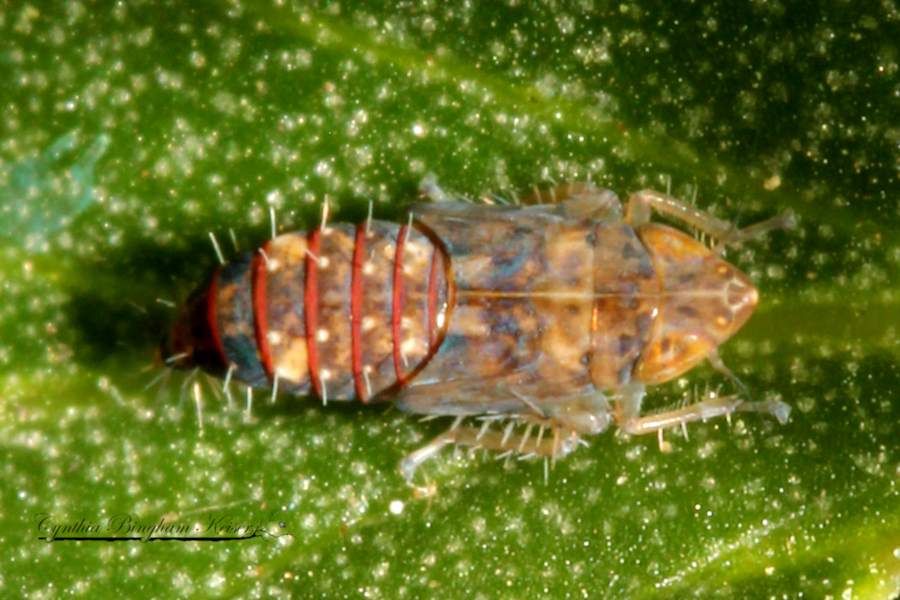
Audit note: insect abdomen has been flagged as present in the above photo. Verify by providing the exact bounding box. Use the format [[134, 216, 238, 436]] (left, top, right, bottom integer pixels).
[[205, 221, 449, 402]]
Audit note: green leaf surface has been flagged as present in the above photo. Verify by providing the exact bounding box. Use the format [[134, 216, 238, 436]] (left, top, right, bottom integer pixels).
[[2, 0, 899, 598]]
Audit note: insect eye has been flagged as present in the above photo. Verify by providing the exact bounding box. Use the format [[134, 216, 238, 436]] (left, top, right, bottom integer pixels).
[[715, 314, 731, 328]]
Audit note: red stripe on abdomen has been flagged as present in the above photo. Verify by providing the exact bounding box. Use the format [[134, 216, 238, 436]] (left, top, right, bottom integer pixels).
[[305, 229, 322, 397], [393, 224, 440, 385], [350, 224, 366, 400], [392, 225, 408, 385]]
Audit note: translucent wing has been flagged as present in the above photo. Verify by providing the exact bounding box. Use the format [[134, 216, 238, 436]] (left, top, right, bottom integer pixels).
[[395, 201, 599, 417]]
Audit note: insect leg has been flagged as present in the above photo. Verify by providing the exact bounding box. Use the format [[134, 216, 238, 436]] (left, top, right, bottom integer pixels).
[[625, 189, 796, 247], [537, 392, 613, 435], [398, 419, 581, 481], [705, 347, 753, 401], [397, 394, 609, 481], [614, 382, 791, 437], [399, 429, 456, 481]]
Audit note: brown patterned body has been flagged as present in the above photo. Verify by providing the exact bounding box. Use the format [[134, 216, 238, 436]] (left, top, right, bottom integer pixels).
[[393, 201, 663, 416], [162, 196, 749, 407], [161, 183, 794, 476]]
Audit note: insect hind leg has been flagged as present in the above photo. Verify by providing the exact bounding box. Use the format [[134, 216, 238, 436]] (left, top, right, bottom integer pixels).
[[625, 189, 796, 250], [420, 174, 625, 223], [398, 418, 582, 482], [398, 393, 611, 481], [614, 382, 791, 440]]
